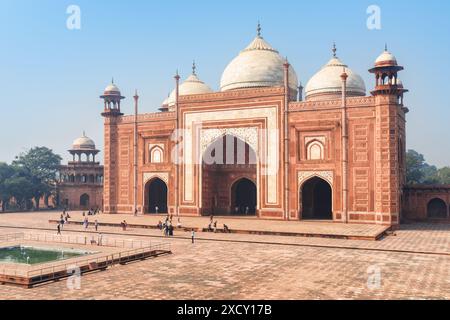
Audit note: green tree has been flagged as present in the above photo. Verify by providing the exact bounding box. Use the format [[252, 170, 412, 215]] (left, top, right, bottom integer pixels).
[[12, 147, 62, 209], [0, 162, 15, 211], [405, 149, 426, 184], [3, 175, 35, 210], [437, 167, 450, 184], [422, 164, 439, 185]]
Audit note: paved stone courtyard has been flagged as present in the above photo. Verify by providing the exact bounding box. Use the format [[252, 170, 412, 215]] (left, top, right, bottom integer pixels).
[[0, 212, 449, 299]]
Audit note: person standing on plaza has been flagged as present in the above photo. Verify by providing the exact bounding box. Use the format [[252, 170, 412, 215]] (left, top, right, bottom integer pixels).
[[191, 229, 195, 244], [57, 223, 61, 235], [94, 219, 99, 232]]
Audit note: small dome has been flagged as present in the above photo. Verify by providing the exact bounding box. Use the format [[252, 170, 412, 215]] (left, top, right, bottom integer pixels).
[[104, 80, 121, 95], [72, 133, 96, 150], [164, 69, 213, 108], [305, 56, 366, 101], [375, 49, 397, 66], [220, 27, 298, 95]]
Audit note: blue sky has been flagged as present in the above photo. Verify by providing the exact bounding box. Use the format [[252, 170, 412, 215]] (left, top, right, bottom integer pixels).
[[0, 0, 449, 166]]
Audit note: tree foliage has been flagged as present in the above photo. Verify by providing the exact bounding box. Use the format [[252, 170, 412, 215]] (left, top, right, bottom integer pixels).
[[406, 149, 450, 185], [0, 147, 62, 211]]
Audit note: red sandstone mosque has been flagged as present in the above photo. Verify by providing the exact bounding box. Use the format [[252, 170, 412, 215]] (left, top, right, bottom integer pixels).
[[97, 25, 448, 226]]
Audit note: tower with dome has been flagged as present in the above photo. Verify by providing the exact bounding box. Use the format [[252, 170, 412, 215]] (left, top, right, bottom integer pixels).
[[57, 132, 104, 211], [99, 25, 409, 226]]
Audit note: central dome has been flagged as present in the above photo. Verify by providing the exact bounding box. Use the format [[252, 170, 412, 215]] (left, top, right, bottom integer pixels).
[[220, 27, 298, 95]]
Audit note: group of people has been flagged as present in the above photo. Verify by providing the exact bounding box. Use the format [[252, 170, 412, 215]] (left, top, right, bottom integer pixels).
[[82, 217, 99, 232], [83, 208, 100, 216], [157, 214, 180, 237], [57, 211, 72, 234], [206, 215, 230, 233]]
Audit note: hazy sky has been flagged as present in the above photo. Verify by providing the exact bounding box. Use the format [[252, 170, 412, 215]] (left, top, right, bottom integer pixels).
[[0, 0, 449, 166]]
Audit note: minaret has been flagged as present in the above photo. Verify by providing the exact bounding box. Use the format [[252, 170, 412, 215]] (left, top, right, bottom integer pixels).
[[283, 58, 290, 220], [369, 46, 408, 226], [100, 79, 125, 214], [133, 90, 139, 216], [100, 78, 125, 117], [174, 70, 181, 217], [340, 67, 349, 224]]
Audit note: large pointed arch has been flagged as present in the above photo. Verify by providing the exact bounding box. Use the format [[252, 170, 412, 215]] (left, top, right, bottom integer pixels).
[[300, 176, 333, 220], [200, 134, 257, 215], [144, 177, 168, 214]]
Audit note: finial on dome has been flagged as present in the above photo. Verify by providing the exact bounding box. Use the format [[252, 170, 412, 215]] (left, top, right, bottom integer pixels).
[[257, 21, 262, 37], [83, 130, 86, 137], [111, 77, 114, 84], [192, 60, 196, 75], [332, 42, 337, 57], [385, 43, 388, 51]]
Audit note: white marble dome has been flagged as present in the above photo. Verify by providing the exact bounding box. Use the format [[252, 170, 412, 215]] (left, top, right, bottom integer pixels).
[[220, 33, 298, 95], [104, 81, 121, 95], [72, 133, 96, 150], [305, 56, 366, 100], [375, 50, 397, 66], [165, 72, 213, 107]]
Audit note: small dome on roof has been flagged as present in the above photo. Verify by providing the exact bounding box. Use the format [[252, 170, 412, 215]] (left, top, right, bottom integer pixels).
[[375, 46, 398, 66], [305, 46, 366, 101], [163, 63, 213, 108], [104, 79, 121, 95], [72, 132, 96, 150]]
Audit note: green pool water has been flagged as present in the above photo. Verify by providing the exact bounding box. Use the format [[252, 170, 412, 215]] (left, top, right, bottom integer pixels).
[[0, 246, 91, 265]]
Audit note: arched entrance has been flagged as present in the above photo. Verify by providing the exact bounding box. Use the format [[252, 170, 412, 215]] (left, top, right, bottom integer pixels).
[[300, 177, 332, 220], [231, 178, 257, 215], [145, 178, 168, 214], [80, 194, 90, 209], [427, 198, 447, 219], [201, 134, 257, 215]]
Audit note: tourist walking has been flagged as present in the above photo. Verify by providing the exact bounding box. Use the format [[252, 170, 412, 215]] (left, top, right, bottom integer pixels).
[[169, 223, 174, 236], [57, 223, 61, 235], [98, 233, 103, 246], [83, 217, 89, 230], [213, 221, 217, 233], [191, 229, 195, 244], [94, 220, 99, 232]]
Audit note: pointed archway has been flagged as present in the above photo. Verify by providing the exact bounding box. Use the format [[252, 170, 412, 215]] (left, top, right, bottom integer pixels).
[[300, 177, 332, 220], [145, 178, 168, 214], [231, 178, 257, 215], [80, 194, 90, 209], [427, 198, 447, 219], [201, 134, 257, 215]]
